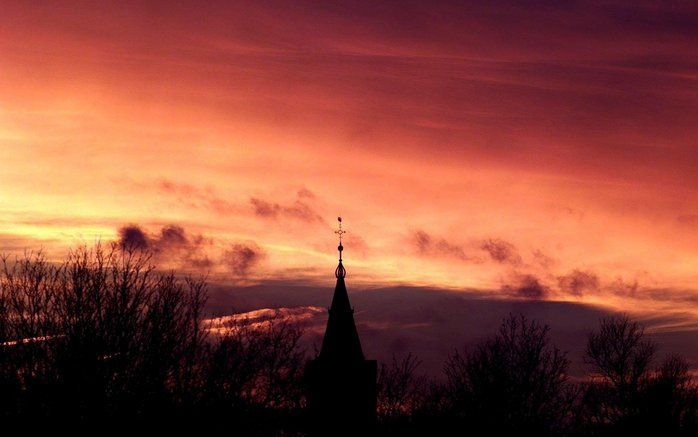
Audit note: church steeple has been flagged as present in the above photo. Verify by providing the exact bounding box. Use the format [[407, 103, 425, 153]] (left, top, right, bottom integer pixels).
[[320, 217, 364, 361], [304, 216, 377, 434]]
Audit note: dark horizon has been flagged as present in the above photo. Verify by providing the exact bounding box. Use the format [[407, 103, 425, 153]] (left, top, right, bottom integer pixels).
[[206, 278, 698, 380]]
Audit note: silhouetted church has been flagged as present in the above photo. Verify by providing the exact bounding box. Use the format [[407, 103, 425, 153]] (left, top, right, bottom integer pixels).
[[305, 218, 377, 434]]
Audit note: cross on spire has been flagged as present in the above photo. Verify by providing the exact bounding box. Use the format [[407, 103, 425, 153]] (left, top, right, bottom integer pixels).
[[334, 216, 347, 278], [335, 216, 346, 260]]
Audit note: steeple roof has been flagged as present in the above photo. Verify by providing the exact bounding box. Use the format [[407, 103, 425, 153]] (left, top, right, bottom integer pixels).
[[319, 275, 365, 361]]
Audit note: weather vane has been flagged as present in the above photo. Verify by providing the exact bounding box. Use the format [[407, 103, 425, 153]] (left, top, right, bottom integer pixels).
[[334, 216, 347, 278]]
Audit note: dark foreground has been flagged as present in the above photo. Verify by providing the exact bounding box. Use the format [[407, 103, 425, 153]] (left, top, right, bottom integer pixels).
[[1, 247, 696, 436]]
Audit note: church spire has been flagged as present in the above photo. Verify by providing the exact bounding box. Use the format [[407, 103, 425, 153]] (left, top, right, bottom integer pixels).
[[320, 217, 364, 361], [304, 216, 377, 432]]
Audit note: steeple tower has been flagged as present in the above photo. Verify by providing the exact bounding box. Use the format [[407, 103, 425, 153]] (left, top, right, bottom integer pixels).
[[304, 217, 377, 435]]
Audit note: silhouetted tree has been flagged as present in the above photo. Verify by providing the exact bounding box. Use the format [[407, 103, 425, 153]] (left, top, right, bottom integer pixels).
[[581, 315, 697, 436], [376, 353, 454, 436], [0, 251, 61, 417], [641, 355, 698, 435], [581, 315, 654, 434], [377, 353, 426, 420], [0, 245, 207, 421], [444, 314, 574, 436], [200, 312, 306, 434], [0, 245, 311, 433]]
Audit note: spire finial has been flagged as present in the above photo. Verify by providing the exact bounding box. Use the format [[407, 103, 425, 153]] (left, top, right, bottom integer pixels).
[[334, 216, 346, 278]]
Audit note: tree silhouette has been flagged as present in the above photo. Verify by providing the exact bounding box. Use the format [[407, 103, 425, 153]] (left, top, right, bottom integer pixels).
[[0, 246, 207, 421], [581, 315, 697, 436], [444, 314, 573, 435], [0, 245, 308, 432], [642, 355, 698, 435], [202, 313, 305, 408], [377, 353, 426, 420], [2, 244, 698, 436], [199, 312, 306, 435]]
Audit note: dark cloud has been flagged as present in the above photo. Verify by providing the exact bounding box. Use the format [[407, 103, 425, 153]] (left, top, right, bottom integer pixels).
[[532, 249, 556, 269], [297, 187, 315, 199], [115, 224, 271, 275], [117, 225, 150, 250], [157, 179, 239, 215], [158, 179, 324, 223], [558, 269, 600, 296], [344, 233, 369, 256], [250, 198, 279, 217], [250, 191, 323, 223], [502, 274, 549, 300], [158, 225, 188, 247], [413, 230, 432, 253], [223, 243, 265, 277], [158, 179, 199, 197], [610, 277, 640, 297], [116, 224, 213, 269], [481, 238, 522, 265], [412, 230, 474, 261], [156, 225, 214, 269]]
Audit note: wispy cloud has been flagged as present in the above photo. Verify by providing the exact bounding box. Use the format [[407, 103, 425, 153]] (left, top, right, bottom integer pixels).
[[157, 179, 241, 215], [250, 190, 323, 223], [411, 230, 477, 262], [558, 269, 600, 297], [481, 238, 522, 265], [502, 273, 549, 300]]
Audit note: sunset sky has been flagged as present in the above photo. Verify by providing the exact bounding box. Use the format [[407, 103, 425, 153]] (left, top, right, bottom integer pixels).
[[1, 0, 697, 328]]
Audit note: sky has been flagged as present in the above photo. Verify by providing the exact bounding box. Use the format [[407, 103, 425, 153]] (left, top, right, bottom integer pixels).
[[1, 0, 697, 333]]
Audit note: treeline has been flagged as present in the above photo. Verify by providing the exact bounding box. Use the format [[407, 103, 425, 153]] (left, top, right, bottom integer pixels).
[[0, 246, 696, 436], [377, 315, 698, 437], [0, 247, 305, 432]]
